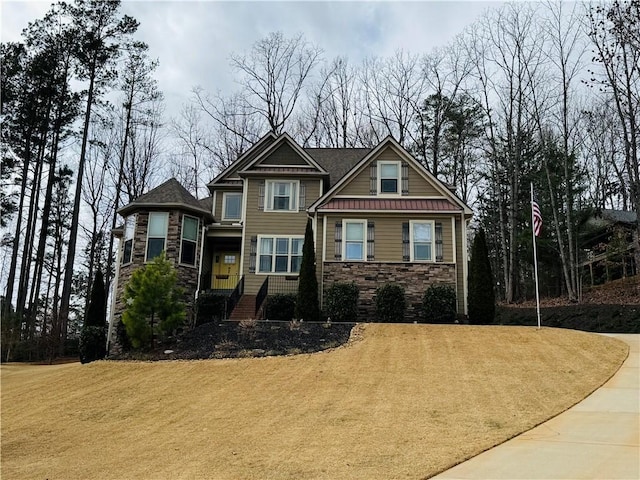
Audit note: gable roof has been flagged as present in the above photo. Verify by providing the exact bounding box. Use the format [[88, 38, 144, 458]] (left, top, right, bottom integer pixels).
[[207, 132, 278, 189], [118, 178, 213, 219], [305, 148, 372, 186], [238, 133, 328, 176], [308, 136, 473, 215]]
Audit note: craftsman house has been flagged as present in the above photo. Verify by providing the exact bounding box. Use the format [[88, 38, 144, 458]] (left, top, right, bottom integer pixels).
[[108, 132, 472, 345]]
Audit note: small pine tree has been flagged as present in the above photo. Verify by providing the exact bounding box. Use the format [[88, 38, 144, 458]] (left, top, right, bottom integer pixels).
[[468, 228, 495, 324], [295, 218, 320, 322], [79, 270, 107, 363], [122, 252, 186, 349]]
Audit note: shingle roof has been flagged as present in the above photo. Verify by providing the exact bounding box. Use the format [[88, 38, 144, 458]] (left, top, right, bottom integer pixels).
[[601, 209, 637, 224], [118, 178, 212, 218], [318, 198, 462, 211], [304, 148, 372, 186]]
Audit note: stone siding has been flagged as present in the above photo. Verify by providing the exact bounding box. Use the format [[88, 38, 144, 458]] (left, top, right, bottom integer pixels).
[[110, 209, 202, 351], [322, 262, 457, 322]]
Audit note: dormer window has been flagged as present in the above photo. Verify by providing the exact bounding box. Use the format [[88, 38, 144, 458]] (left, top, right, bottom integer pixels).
[[146, 212, 168, 262], [378, 161, 400, 194], [266, 180, 298, 211]]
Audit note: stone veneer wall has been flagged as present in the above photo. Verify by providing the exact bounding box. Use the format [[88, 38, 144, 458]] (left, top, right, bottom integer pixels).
[[110, 210, 201, 351], [322, 262, 457, 322]]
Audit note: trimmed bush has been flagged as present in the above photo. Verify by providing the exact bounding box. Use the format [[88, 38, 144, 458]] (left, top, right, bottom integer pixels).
[[325, 282, 359, 322], [196, 292, 228, 325], [422, 284, 457, 323], [375, 283, 406, 323], [265, 294, 296, 321]]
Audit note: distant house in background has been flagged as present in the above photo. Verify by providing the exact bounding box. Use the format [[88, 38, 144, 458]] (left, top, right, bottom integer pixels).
[[108, 132, 473, 349], [580, 209, 638, 286]]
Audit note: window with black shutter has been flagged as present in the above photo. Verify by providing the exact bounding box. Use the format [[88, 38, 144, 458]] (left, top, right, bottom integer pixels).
[[402, 222, 410, 261]]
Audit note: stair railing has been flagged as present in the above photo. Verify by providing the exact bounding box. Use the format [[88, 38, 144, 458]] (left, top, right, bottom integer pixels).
[[226, 275, 244, 319], [255, 276, 269, 316]]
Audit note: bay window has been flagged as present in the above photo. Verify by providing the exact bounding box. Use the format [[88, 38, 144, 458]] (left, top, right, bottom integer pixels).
[[180, 215, 199, 266]]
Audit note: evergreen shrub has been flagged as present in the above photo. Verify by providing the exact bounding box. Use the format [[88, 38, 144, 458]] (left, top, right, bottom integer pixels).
[[196, 292, 227, 325], [295, 219, 320, 322], [265, 294, 296, 321], [467, 228, 496, 324], [422, 284, 457, 323], [325, 282, 359, 322], [375, 283, 406, 322]]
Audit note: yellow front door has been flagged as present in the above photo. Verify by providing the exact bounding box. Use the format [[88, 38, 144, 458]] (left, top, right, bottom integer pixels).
[[212, 252, 240, 290]]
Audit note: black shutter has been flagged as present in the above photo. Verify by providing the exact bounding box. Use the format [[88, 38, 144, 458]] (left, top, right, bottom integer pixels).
[[369, 163, 377, 195], [249, 236, 257, 273], [402, 222, 410, 261], [258, 181, 265, 210], [401, 162, 409, 196], [435, 222, 443, 262], [367, 221, 375, 261], [334, 221, 342, 260], [298, 182, 306, 211]]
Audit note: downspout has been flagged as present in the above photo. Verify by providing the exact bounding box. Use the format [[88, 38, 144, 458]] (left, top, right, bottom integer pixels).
[[195, 223, 208, 299], [462, 213, 469, 316]]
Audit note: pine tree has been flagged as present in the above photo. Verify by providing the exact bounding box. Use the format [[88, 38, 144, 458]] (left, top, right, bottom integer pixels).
[[295, 218, 319, 322], [468, 228, 496, 324], [122, 252, 185, 349], [79, 269, 106, 363]]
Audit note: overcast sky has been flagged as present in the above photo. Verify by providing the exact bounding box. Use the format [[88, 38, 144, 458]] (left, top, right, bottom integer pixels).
[[2, 1, 499, 118]]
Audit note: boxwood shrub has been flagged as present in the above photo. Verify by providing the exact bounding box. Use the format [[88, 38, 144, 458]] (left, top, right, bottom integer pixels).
[[325, 282, 359, 322], [265, 294, 297, 321], [422, 284, 457, 323], [375, 283, 406, 323]]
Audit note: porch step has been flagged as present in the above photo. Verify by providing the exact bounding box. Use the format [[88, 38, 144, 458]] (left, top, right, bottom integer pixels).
[[229, 295, 257, 320]]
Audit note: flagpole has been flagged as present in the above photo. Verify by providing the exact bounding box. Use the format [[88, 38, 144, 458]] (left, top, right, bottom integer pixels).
[[531, 183, 541, 330]]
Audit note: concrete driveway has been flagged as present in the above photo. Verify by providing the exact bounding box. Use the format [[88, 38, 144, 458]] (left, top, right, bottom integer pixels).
[[432, 333, 639, 480]]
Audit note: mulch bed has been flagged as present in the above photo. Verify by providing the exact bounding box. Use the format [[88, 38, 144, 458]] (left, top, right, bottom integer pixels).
[[110, 321, 355, 361], [496, 304, 639, 333]]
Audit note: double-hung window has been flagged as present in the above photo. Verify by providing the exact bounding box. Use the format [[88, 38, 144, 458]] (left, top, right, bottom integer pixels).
[[122, 215, 135, 264], [344, 220, 366, 261], [222, 192, 242, 221], [180, 216, 199, 266], [146, 212, 168, 262], [266, 180, 298, 211], [258, 236, 303, 273], [378, 161, 400, 194], [411, 221, 434, 261]]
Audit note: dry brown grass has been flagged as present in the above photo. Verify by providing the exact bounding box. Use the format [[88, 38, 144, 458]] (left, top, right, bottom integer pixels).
[[1, 324, 628, 480]]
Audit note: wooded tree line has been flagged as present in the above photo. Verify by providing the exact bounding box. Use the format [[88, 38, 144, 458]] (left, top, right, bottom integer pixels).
[[1, 0, 638, 359]]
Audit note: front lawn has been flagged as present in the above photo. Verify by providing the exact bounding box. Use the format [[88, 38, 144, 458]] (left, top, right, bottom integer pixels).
[[1, 324, 628, 480]]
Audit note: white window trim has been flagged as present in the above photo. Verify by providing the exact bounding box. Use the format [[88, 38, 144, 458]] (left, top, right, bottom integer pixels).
[[221, 191, 243, 221], [122, 214, 136, 265], [145, 212, 169, 262], [377, 160, 401, 196], [410, 220, 435, 262], [256, 235, 304, 275], [179, 214, 199, 267], [265, 179, 299, 212], [342, 219, 367, 261]]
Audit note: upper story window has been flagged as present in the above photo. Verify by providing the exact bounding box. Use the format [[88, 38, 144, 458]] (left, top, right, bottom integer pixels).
[[258, 236, 304, 273], [266, 180, 298, 211], [411, 220, 434, 261], [222, 192, 242, 221], [180, 215, 199, 266], [378, 161, 400, 194], [344, 220, 366, 261], [122, 215, 135, 265], [146, 212, 168, 262]]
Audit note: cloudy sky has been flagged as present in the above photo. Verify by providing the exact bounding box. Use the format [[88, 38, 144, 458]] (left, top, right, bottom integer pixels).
[[2, 0, 498, 118]]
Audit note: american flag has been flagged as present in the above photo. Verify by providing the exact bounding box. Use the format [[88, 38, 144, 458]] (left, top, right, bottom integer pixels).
[[532, 200, 542, 237]]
